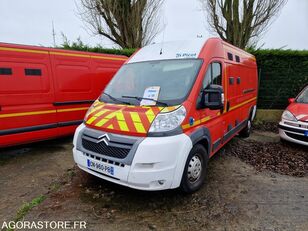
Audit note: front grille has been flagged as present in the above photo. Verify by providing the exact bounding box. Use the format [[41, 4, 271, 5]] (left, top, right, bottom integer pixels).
[[285, 132, 308, 143], [83, 152, 125, 167], [82, 138, 131, 159]]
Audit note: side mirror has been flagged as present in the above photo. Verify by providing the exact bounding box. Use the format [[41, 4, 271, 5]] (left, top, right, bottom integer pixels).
[[201, 85, 224, 110], [288, 98, 295, 104]]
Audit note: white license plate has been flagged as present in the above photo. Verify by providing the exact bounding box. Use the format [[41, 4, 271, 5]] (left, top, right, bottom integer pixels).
[[87, 159, 114, 176]]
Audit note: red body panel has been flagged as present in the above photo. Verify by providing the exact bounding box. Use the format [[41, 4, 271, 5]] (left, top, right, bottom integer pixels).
[[0, 43, 127, 147]]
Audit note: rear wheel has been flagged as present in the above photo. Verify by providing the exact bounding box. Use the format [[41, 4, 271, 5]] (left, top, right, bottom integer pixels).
[[239, 118, 252, 138], [180, 144, 208, 193]]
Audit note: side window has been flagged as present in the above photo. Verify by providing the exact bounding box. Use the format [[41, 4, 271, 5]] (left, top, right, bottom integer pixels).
[[212, 63, 222, 85], [202, 62, 222, 89], [202, 65, 212, 89], [0, 67, 12, 75], [25, 68, 42, 76]]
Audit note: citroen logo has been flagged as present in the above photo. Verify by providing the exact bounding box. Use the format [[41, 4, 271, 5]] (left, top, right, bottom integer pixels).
[[97, 133, 110, 146]]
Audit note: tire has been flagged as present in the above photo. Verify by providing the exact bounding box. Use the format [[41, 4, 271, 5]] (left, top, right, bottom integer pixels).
[[180, 144, 208, 193], [239, 119, 252, 138]]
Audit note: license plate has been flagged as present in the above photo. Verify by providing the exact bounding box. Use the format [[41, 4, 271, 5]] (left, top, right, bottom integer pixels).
[[87, 159, 114, 176], [305, 131, 308, 137]]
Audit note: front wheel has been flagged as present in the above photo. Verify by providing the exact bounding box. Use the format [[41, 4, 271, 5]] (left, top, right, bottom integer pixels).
[[180, 144, 208, 193]]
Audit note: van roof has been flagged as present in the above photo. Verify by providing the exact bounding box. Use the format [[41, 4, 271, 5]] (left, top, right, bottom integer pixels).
[[127, 38, 256, 65], [128, 39, 207, 63], [0, 42, 128, 60]]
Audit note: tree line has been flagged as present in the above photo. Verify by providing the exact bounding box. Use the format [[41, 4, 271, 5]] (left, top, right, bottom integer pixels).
[[78, 0, 287, 49]]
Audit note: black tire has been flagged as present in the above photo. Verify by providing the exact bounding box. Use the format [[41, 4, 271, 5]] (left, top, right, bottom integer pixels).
[[239, 119, 252, 138], [180, 144, 208, 193]]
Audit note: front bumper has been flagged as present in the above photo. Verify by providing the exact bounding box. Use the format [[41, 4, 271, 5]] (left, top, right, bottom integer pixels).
[[73, 124, 193, 191], [278, 121, 308, 146]]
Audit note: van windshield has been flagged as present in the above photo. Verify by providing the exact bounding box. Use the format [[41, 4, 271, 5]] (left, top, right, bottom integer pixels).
[[296, 86, 308, 104], [100, 59, 202, 106]]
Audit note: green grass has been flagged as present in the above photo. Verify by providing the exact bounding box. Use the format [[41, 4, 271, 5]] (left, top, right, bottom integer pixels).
[[12, 195, 46, 227], [4, 195, 46, 231], [255, 109, 283, 123]]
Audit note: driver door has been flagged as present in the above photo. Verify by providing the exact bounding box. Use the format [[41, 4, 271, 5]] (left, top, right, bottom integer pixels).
[[198, 61, 225, 156]]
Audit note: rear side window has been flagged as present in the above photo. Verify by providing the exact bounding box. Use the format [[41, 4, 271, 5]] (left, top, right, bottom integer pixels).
[[25, 68, 42, 76], [0, 67, 12, 75]]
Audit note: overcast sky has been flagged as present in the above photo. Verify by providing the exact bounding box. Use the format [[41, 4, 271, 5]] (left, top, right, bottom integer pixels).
[[0, 0, 308, 50]]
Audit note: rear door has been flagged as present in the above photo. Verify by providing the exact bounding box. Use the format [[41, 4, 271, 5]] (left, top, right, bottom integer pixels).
[[0, 46, 57, 147]]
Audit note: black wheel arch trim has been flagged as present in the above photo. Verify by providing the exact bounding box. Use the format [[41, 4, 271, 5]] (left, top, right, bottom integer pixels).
[[188, 127, 212, 154]]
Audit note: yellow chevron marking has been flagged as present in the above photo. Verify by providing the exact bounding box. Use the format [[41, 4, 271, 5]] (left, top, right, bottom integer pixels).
[[115, 111, 125, 120], [130, 112, 142, 123], [134, 123, 146, 133], [145, 108, 156, 123], [130, 112, 146, 133], [86, 116, 97, 125], [95, 118, 109, 126], [93, 109, 109, 117], [118, 120, 129, 131], [107, 124, 114, 129], [161, 105, 180, 113], [94, 109, 129, 131]]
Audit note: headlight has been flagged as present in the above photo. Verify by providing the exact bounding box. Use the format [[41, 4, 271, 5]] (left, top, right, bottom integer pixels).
[[281, 110, 297, 121], [149, 106, 186, 133]]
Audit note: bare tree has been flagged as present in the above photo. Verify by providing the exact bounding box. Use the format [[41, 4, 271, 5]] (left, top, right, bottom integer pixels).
[[200, 0, 287, 48], [79, 0, 163, 48]]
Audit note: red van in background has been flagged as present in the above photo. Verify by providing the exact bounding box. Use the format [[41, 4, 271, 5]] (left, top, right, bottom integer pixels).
[[0, 43, 127, 147], [279, 84, 308, 146]]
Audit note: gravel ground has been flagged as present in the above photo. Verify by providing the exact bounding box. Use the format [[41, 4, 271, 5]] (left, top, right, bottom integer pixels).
[[227, 139, 307, 177], [0, 129, 307, 231], [253, 121, 279, 133]]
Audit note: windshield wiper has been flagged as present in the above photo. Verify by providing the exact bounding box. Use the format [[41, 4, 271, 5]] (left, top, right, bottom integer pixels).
[[102, 92, 131, 105], [122, 95, 168, 107]]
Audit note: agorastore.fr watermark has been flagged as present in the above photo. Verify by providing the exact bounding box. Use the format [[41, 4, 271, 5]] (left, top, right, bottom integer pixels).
[[1, 220, 87, 230]]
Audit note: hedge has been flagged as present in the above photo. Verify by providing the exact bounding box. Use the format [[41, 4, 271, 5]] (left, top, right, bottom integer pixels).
[[60, 42, 308, 109], [250, 50, 308, 109], [58, 39, 136, 57]]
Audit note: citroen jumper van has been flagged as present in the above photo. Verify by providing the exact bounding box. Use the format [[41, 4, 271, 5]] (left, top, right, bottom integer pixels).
[[73, 38, 258, 193]]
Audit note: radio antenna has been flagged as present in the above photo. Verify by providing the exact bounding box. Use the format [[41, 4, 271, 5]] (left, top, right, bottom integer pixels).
[[160, 18, 167, 55], [52, 20, 56, 47]]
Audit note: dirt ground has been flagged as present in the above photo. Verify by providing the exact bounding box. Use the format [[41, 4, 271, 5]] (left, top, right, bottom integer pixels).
[[0, 130, 307, 231]]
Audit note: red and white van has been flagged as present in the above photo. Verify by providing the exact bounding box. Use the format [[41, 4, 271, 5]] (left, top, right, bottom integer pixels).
[[73, 38, 258, 193], [279, 84, 308, 146], [0, 43, 127, 147]]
